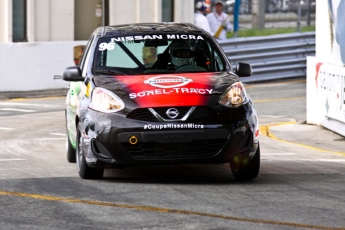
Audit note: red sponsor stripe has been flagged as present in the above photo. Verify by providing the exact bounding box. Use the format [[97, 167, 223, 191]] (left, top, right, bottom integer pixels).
[[116, 73, 214, 107]]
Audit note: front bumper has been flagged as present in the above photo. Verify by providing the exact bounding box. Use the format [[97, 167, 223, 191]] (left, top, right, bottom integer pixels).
[[80, 106, 258, 168]]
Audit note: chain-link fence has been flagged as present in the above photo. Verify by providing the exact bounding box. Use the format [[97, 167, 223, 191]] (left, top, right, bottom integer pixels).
[[203, 0, 315, 30]]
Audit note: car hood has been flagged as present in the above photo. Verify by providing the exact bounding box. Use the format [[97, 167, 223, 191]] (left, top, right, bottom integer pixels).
[[92, 72, 240, 108]]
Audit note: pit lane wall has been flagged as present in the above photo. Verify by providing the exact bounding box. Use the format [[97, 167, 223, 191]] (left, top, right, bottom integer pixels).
[[0, 41, 86, 92], [307, 0, 345, 137]]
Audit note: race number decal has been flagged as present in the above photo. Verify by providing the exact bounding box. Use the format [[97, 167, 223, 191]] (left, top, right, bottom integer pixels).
[[98, 42, 115, 51]]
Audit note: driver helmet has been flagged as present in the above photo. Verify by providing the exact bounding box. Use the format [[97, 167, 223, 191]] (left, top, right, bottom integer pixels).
[[169, 40, 195, 67]]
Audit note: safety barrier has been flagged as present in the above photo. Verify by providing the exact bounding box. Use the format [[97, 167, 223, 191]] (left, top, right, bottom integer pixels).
[[218, 32, 316, 83]]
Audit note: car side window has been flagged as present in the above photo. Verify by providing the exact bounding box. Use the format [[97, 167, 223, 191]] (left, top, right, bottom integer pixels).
[[213, 50, 224, 71], [80, 35, 95, 77]]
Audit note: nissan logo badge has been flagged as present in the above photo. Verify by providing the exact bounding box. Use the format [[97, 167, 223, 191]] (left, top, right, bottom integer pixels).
[[166, 108, 179, 119]]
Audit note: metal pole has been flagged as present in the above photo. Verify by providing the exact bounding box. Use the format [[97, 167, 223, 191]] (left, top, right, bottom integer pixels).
[[233, 0, 241, 37], [251, 0, 265, 29], [307, 0, 311, 26], [297, 0, 301, 32], [102, 0, 105, 26]]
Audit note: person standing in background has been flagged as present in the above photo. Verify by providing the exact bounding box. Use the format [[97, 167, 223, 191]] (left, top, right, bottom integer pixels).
[[194, 1, 211, 34], [207, 1, 232, 40]]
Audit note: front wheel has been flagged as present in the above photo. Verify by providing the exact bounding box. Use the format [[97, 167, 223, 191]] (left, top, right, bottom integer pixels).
[[76, 129, 104, 179], [65, 110, 76, 163], [66, 134, 76, 163], [230, 144, 260, 180]]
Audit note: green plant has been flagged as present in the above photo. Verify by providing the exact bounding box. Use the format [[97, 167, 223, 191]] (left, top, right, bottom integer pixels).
[[227, 26, 315, 38]]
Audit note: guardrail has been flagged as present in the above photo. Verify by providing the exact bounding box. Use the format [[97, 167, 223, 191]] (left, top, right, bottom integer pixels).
[[218, 32, 316, 83]]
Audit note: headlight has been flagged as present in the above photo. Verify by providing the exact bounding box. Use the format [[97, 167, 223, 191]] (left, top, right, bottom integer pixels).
[[218, 82, 249, 108], [89, 87, 124, 113]]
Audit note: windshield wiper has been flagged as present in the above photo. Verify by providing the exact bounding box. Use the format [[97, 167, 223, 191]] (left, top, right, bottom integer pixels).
[[92, 69, 127, 75]]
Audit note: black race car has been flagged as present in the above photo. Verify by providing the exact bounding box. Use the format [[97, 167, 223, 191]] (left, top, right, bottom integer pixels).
[[63, 22, 260, 180]]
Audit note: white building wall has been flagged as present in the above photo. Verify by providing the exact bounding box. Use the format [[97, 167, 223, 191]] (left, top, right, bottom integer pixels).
[[0, 0, 196, 92], [109, 0, 140, 24], [33, 0, 50, 41], [109, 0, 193, 25], [0, 41, 87, 91], [109, 0, 161, 25], [0, 0, 12, 43], [1, 0, 196, 42], [27, 0, 74, 42], [27, 0, 36, 42], [173, 0, 194, 23], [49, 0, 74, 41], [0, 0, 74, 43]]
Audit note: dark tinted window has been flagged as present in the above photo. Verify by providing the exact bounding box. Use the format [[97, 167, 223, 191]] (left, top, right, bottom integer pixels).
[[13, 0, 27, 42]]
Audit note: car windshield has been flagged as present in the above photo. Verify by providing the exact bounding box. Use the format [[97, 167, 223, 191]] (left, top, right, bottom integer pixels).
[[93, 33, 226, 75]]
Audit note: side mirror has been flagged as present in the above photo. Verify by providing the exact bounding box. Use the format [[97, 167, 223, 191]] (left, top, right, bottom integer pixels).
[[236, 62, 252, 77], [62, 66, 84, 82]]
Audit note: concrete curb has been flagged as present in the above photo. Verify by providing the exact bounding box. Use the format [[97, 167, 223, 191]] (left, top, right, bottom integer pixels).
[[260, 122, 345, 155]]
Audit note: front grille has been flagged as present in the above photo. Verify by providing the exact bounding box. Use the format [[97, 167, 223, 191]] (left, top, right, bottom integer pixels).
[[127, 108, 157, 122], [189, 106, 218, 120], [121, 139, 226, 158], [153, 106, 191, 119], [127, 106, 219, 122]]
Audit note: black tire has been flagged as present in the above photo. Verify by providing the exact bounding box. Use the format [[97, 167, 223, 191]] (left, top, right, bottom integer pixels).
[[76, 129, 104, 179], [65, 110, 76, 163], [230, 144, 260, 180], [66, 134, 76, 163]]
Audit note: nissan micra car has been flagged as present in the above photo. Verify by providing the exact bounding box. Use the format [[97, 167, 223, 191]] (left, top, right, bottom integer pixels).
[[63, 22, 260, 180]]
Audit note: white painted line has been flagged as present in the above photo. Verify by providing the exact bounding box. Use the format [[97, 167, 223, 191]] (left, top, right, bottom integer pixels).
[[261, 115, 286, 118], [0, 158, 25, 161], [0, 108, 35, 112], [0, 102, 60, 107], [49, 133, 66, 136], [264, 159, 345, 162], [0, 127, 15, 131], [262, 153, 297, 156], [34, 138, 65, 141], [306, 159, 345, 162]]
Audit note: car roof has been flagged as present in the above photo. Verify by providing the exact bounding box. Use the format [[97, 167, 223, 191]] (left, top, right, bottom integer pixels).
[[94, 22, 205, 36]]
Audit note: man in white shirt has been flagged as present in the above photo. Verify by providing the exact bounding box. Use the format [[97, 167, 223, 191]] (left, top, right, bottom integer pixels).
[[206, 1, 232, 40], [194, 1, 211, 34]]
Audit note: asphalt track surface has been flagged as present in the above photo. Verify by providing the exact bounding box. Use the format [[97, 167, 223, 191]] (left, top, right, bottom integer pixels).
[[0, 78, 345, 230]]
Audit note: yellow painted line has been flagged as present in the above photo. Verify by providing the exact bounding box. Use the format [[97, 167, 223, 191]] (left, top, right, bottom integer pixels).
[[0, 190, 343, 230], [253, 97, 305, 103], [245, 79, 306, 89], [260, 122, 345, 157]]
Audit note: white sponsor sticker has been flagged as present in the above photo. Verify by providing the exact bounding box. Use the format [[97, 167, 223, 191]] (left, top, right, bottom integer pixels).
[[98, 42, 115, 51], [144, 75, 192, 88], [144, 123, 204, 130], [86, 158, 97, 163], [109, 34, 204, 42]]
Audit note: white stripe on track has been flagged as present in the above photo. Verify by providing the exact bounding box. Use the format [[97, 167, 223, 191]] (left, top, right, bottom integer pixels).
[[49, 133, 66, 136], [0, 108, 35, 112], [264, 159, 345, 162], [34, 138, 65, 141], [0, 102, 60, 107], [0, 158, 25, 161], [0, 127, 15, 130]]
